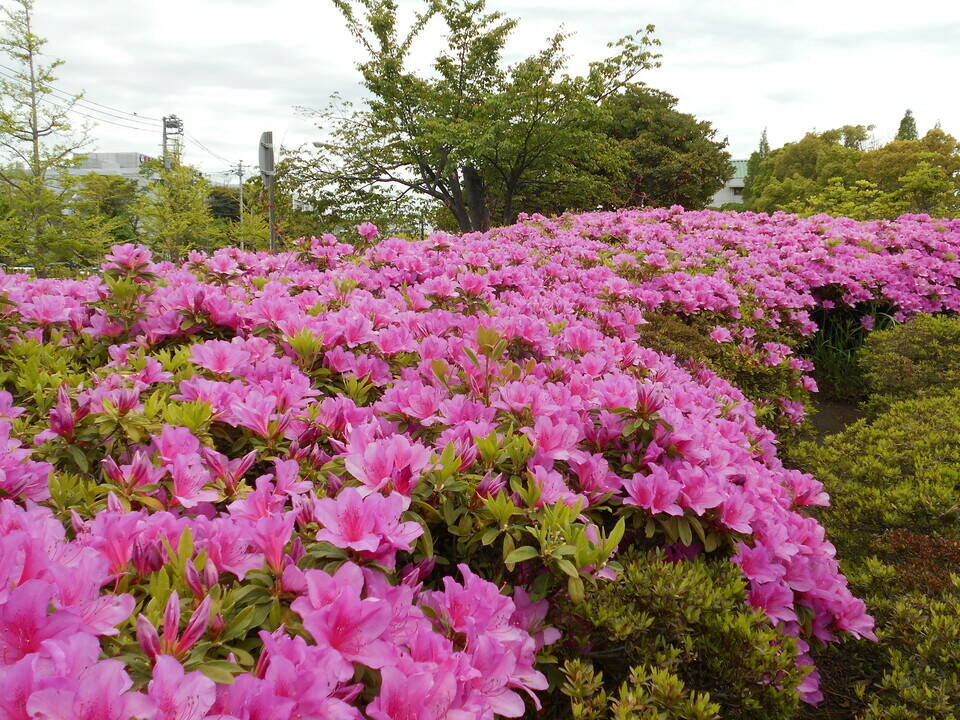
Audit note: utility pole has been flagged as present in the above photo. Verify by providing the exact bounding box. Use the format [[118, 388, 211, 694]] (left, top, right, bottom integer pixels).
[[162, 115, 183, 169], [235, 161, 245, 215], [233, 161, 246, 250], [259, 132, 278, 253]]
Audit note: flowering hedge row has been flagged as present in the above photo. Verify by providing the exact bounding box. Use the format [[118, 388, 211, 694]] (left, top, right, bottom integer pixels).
[[0, 207, 958, 718]]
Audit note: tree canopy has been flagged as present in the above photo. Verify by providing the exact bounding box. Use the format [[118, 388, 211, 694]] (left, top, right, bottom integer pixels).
[[0, 0, 116, 271], [593, 86, 731, 210], [304, 0, 662, 233], [743, 125, 960, 219]]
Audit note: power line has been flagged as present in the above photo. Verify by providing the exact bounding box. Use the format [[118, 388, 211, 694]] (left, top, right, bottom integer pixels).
[[0, 67, 160, 131], [36, 93, 159, 134], [184, 133, 231, 164], [0, 62, 162, 122], [0, 63, 233, 168]]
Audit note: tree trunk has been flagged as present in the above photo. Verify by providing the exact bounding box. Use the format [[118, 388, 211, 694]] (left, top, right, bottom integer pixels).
[[462, 165, 491, 232], [25, 4, 43, 264], [445, 170, 473, 233]]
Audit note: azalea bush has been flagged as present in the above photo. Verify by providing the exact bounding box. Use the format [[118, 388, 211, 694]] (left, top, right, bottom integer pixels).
[[0, 207, 958, 718]]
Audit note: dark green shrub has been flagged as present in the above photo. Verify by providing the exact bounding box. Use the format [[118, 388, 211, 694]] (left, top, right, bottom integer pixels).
[[790, 390, 960, 562], [801, 304, 896, 403], [858, 314, 960, 412], [853, 566, 960, 720], [546, 551, 803, 720], [561, 660, 722, 720], [792, 390, 960, 720]]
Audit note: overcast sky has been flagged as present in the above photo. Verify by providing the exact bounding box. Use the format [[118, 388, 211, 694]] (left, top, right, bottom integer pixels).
[[23, 0, 960, 183]]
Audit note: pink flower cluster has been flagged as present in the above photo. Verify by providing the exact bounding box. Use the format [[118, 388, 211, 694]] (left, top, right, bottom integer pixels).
[[0, 207, 957, 713]]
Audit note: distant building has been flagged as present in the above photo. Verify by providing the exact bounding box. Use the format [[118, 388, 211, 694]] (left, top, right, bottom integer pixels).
[[710, 159, 748, 207], [67, 152, 157, 185]]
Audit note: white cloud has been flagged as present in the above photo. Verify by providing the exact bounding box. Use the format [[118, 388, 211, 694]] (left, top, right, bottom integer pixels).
[[22, 0, 960, 173]]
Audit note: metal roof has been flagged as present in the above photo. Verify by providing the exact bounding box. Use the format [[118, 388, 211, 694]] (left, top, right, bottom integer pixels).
[[730, 159, 749, 179]]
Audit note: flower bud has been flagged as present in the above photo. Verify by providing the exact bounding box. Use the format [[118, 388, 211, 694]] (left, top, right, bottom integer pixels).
[[211, 613, 226, 638], [106, 492, 124, 513], [184, 561, 203, 597], [203, 559, 219, 589], [176, 594, 211, 656], [131, 539, 163, 576], [136, 614, 160, 660], [162, 591, 181, 653]]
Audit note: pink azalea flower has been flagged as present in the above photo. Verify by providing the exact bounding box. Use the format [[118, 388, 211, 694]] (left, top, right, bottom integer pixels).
[[25, 659, 154, 720], [622, 466, 683, 516], [733, 541, 786, 584], [0, 581, 82, 665], [168, 454, 219, 508], [343, 433, 432, 495], [251, 512, 297, 574], [147, 655, 216, 720], [152, 425, 200, 465], [190, 339, 252, 376], [357, 222, 379, 242], [312, 487, 422, 554], [709, 325, 733, 342], [366, 663, 456, 720], [296, 582, 395, 669]]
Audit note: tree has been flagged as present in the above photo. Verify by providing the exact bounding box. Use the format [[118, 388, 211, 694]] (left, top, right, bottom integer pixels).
[[229, 207, 270, 251], [0, 0, 114, 271], [896, 158, 958, 216], [857, 128, 960, 194], [68, 172, 139, 241], [896, 109, 918, 141], [742, 130, 861, 210], [280, 149, 436, 238], [133, 160, 224, 260], [307, 0, 660, 233], [594, 86, 731, 209], [747, 124, 960, 219], [207, 185, 240, 222], [744, 128, 770, 192], [782, 177, 905, 220]]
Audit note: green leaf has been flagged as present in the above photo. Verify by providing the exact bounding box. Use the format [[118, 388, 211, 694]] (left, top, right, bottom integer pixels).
[[198, 660, 241, 685], [555, 558, 580, 578], [505, 546, 539, 564], [222, 605, 256, 642], [67, 445, 89, 473]]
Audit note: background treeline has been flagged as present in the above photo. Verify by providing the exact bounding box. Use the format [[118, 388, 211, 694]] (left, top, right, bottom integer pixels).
[[737, 114, 960, 219]]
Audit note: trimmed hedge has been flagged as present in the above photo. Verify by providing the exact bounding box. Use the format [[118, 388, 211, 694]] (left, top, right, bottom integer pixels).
[[792, 391, 960, 720], [858, 314, 960, 412], [553, 551, 803, 720]]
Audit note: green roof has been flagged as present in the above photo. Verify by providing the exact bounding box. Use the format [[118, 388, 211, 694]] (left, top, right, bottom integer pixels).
[[730, 159, 749, 179]]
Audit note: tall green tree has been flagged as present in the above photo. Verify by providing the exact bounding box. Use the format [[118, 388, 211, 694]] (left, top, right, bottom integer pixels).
[[744, 127, 770, 191], [274, 150, 432, 239], [133, 160, 223, 260], [896, 109, 919, 141], [592, 86, 731, 209], [308, 0, 660, 232], [68, 172, 139, 241], [0, 0, 114, 271]]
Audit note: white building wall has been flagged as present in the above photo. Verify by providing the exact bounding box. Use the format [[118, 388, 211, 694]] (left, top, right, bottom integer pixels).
[[710, 177, 746, 207]]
